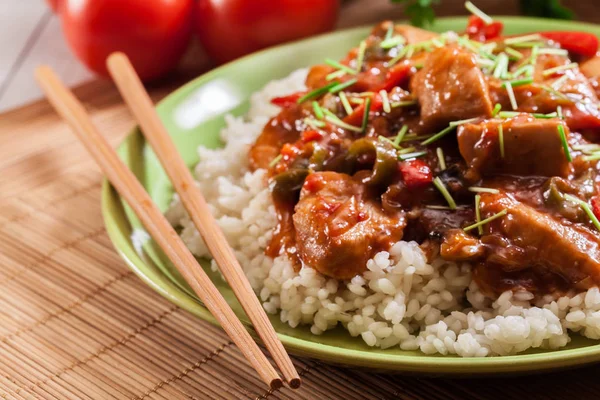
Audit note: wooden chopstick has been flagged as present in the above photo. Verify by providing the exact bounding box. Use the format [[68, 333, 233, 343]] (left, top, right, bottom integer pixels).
[[34, 66, 283, 390], [106, 52, 301, 389]]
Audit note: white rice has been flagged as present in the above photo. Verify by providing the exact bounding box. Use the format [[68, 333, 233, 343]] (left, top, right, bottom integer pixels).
[[166, 69, 600, 357]]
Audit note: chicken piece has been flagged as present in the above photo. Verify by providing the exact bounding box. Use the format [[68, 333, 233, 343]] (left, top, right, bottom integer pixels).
[[580, 55, 600, 79], [491, 53, 600, 132], [394, 24, 438, 44], [249, 106, 306, 170], [411, 46, 493, 130], [441, 229, 485, 261], [457, 114, 572, 178], [293, 171, 405, 279], [476, 192, 600, 294]]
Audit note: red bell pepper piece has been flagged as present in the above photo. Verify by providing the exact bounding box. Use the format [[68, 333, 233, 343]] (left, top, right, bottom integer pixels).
[[343, 94, 383, 126], [378, 62, 412, 92], [591, 196, 600, 222], [301, 130, 323, 143], [399, 159, 433, 189], [540, 31, 599, 57], [466, 15, 504, 42], [270, 91, 306, 107]]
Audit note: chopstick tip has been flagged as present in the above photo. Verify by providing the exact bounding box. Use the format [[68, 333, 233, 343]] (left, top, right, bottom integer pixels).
[[288, 377, 302, 389], [270, 378, 284, 390], [106, 51, 129, 70]]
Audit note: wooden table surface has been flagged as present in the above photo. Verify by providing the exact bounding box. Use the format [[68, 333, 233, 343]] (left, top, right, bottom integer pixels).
[[2, 1, 600, 399]]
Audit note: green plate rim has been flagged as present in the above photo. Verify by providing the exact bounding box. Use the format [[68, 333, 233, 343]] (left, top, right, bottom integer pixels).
[[101, 16, 600, 374]]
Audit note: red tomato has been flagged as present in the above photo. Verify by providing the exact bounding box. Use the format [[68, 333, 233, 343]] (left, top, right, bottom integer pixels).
[[45, 0, 61, 12], [194, 0, 340, 64], [57, 0, 194, 80], [541, 31, 599, 57]]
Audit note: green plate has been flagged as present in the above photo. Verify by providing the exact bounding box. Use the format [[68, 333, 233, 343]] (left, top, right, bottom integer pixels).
[[102, 17, 600, 374]]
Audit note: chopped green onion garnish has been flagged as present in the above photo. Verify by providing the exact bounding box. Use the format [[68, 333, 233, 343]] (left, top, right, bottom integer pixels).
[[269, 154, 283, 168], [542, 62, 578, 77], [297, 82, 338, 103], [469, 187, 500, 194], [431, 38, 445, 48], [361, 97, 372, 133], [387, 45, 412, 67], [557, 124, 572, 162], [493, 53, 509, 79], [326, 70, 346, 81], [378, 135, 402, 149], [583, 153, 600, 162], [464, 209, 508, 232], [504, 34, 542, 45], [394, 125, 409, 146], [492, 103, 502, 117], [457, 36, 479, 53], [564, 194, 600, 231], [304, 117, 326, 129], [399, 151, 428, 160], [324, 58, 357, 75], [504, 81, 518, 110], [324, 115, 362, 132], [504, 77, 533, 87], [349, 97, 364, 105], [512, 64, 534, 79], [329, 79, 358, 94], [574, 143, 600, 153], [497, 111, 520, 118], [380, 90, 391, 113], [397, 146, 416, 154], [426, 205, 457, 210], [498, 124, 505, 158], [436, 147, 446, 171], [356, 40, 367, 73], [497, 111, 557, 119], [538, 48, 569, 56], [480, 42, 497, 53], [381, 36, 406, 49], [339, 92, 353, 116], [312, 101, 324, 119], [551, 74, 569, 90], [449, 117, 479, 127], [433, 177, 457, 210], [537, 84, 570, 100], [478, 58, 496, 68], [527, 45, 540, 66], [504, 47, 524, 60], [465, 1, 493, 24], [422, 125, 456, 145], [557, 105, 563, 120], [512, 41, 546, 48], [358, 91, 375, 97], [474, 194, 483, 235], [403, 133, 433, 141], [384, 23, 394, 41], [391, 100, 417, 108]]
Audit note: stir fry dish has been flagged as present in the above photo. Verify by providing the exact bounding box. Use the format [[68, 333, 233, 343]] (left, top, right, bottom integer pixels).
[[248, 9, 600, 298]]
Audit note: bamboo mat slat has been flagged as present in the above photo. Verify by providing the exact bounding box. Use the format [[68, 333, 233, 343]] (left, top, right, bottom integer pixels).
[[3, 1, 600, 398]]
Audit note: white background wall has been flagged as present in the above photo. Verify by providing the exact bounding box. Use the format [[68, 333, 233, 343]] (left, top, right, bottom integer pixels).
[[0, 0, 92, 112]]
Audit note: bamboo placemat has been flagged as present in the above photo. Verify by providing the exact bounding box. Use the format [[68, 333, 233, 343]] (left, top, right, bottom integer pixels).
[[3, 2, 600, 397], [1, 67, 600, 400]]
